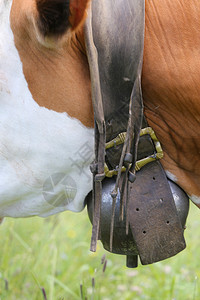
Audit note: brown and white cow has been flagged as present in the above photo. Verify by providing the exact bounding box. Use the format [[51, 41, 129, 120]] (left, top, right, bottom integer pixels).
[[0, 0, 200, 219]]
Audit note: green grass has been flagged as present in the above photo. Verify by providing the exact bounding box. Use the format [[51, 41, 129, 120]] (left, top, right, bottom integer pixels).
[[0, 203, 199, 300]]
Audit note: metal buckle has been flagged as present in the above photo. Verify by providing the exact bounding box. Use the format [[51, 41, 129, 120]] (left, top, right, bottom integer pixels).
[[104, 127, 163, 177]]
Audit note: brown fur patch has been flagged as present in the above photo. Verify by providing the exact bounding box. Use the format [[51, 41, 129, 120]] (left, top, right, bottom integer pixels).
[[36, 0, 70, 37]]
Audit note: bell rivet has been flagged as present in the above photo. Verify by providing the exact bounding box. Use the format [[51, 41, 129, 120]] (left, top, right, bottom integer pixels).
[[124, 153, 133, 168], [128, 171, 136, 183]]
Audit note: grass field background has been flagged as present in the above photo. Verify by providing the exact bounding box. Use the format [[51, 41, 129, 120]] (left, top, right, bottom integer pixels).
[[0, 202, 199, 300]]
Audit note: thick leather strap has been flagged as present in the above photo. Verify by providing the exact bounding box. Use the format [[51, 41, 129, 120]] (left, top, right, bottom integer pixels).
[[85, 0, 145, 143], [85, 0, 145, 252]]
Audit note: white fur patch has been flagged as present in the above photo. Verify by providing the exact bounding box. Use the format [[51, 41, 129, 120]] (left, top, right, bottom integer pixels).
[[0, 1, 94, 218], [165, 171, 178, 182]]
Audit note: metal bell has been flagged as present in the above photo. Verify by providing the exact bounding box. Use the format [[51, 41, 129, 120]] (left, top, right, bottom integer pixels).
[[86, 177, 189, 267]]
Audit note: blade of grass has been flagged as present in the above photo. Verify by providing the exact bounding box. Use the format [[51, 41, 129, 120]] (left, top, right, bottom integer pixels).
[[31, 272, 42, 289], [9, 228, 32, 252], [193, 276, 198, 300], [169, 276, 176, 300], [49, 247, 57, 300], [48, 276, 80, 299]]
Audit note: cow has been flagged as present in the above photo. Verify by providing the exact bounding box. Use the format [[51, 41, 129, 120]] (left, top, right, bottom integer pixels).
[[0, 0, 199, 222]]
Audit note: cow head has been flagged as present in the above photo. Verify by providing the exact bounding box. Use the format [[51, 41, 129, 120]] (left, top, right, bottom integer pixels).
[[0, 0, 94, 218]]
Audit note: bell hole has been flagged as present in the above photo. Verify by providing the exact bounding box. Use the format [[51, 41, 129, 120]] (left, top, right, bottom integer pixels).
[[166, 221, 170, 225], [136, 208, 140, 211], [143, 231, 146, 234]]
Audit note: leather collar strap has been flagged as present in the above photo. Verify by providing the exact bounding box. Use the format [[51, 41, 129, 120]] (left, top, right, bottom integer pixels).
[[85, 0, 145, 252]]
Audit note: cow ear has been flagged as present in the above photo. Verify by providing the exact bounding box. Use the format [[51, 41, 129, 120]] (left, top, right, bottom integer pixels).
[[36, 0, 89, 37], [69, 0, 90, 30]]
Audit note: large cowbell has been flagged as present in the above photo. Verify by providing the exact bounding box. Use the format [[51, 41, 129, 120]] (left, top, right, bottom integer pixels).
[[86, 165, 189, 268]]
